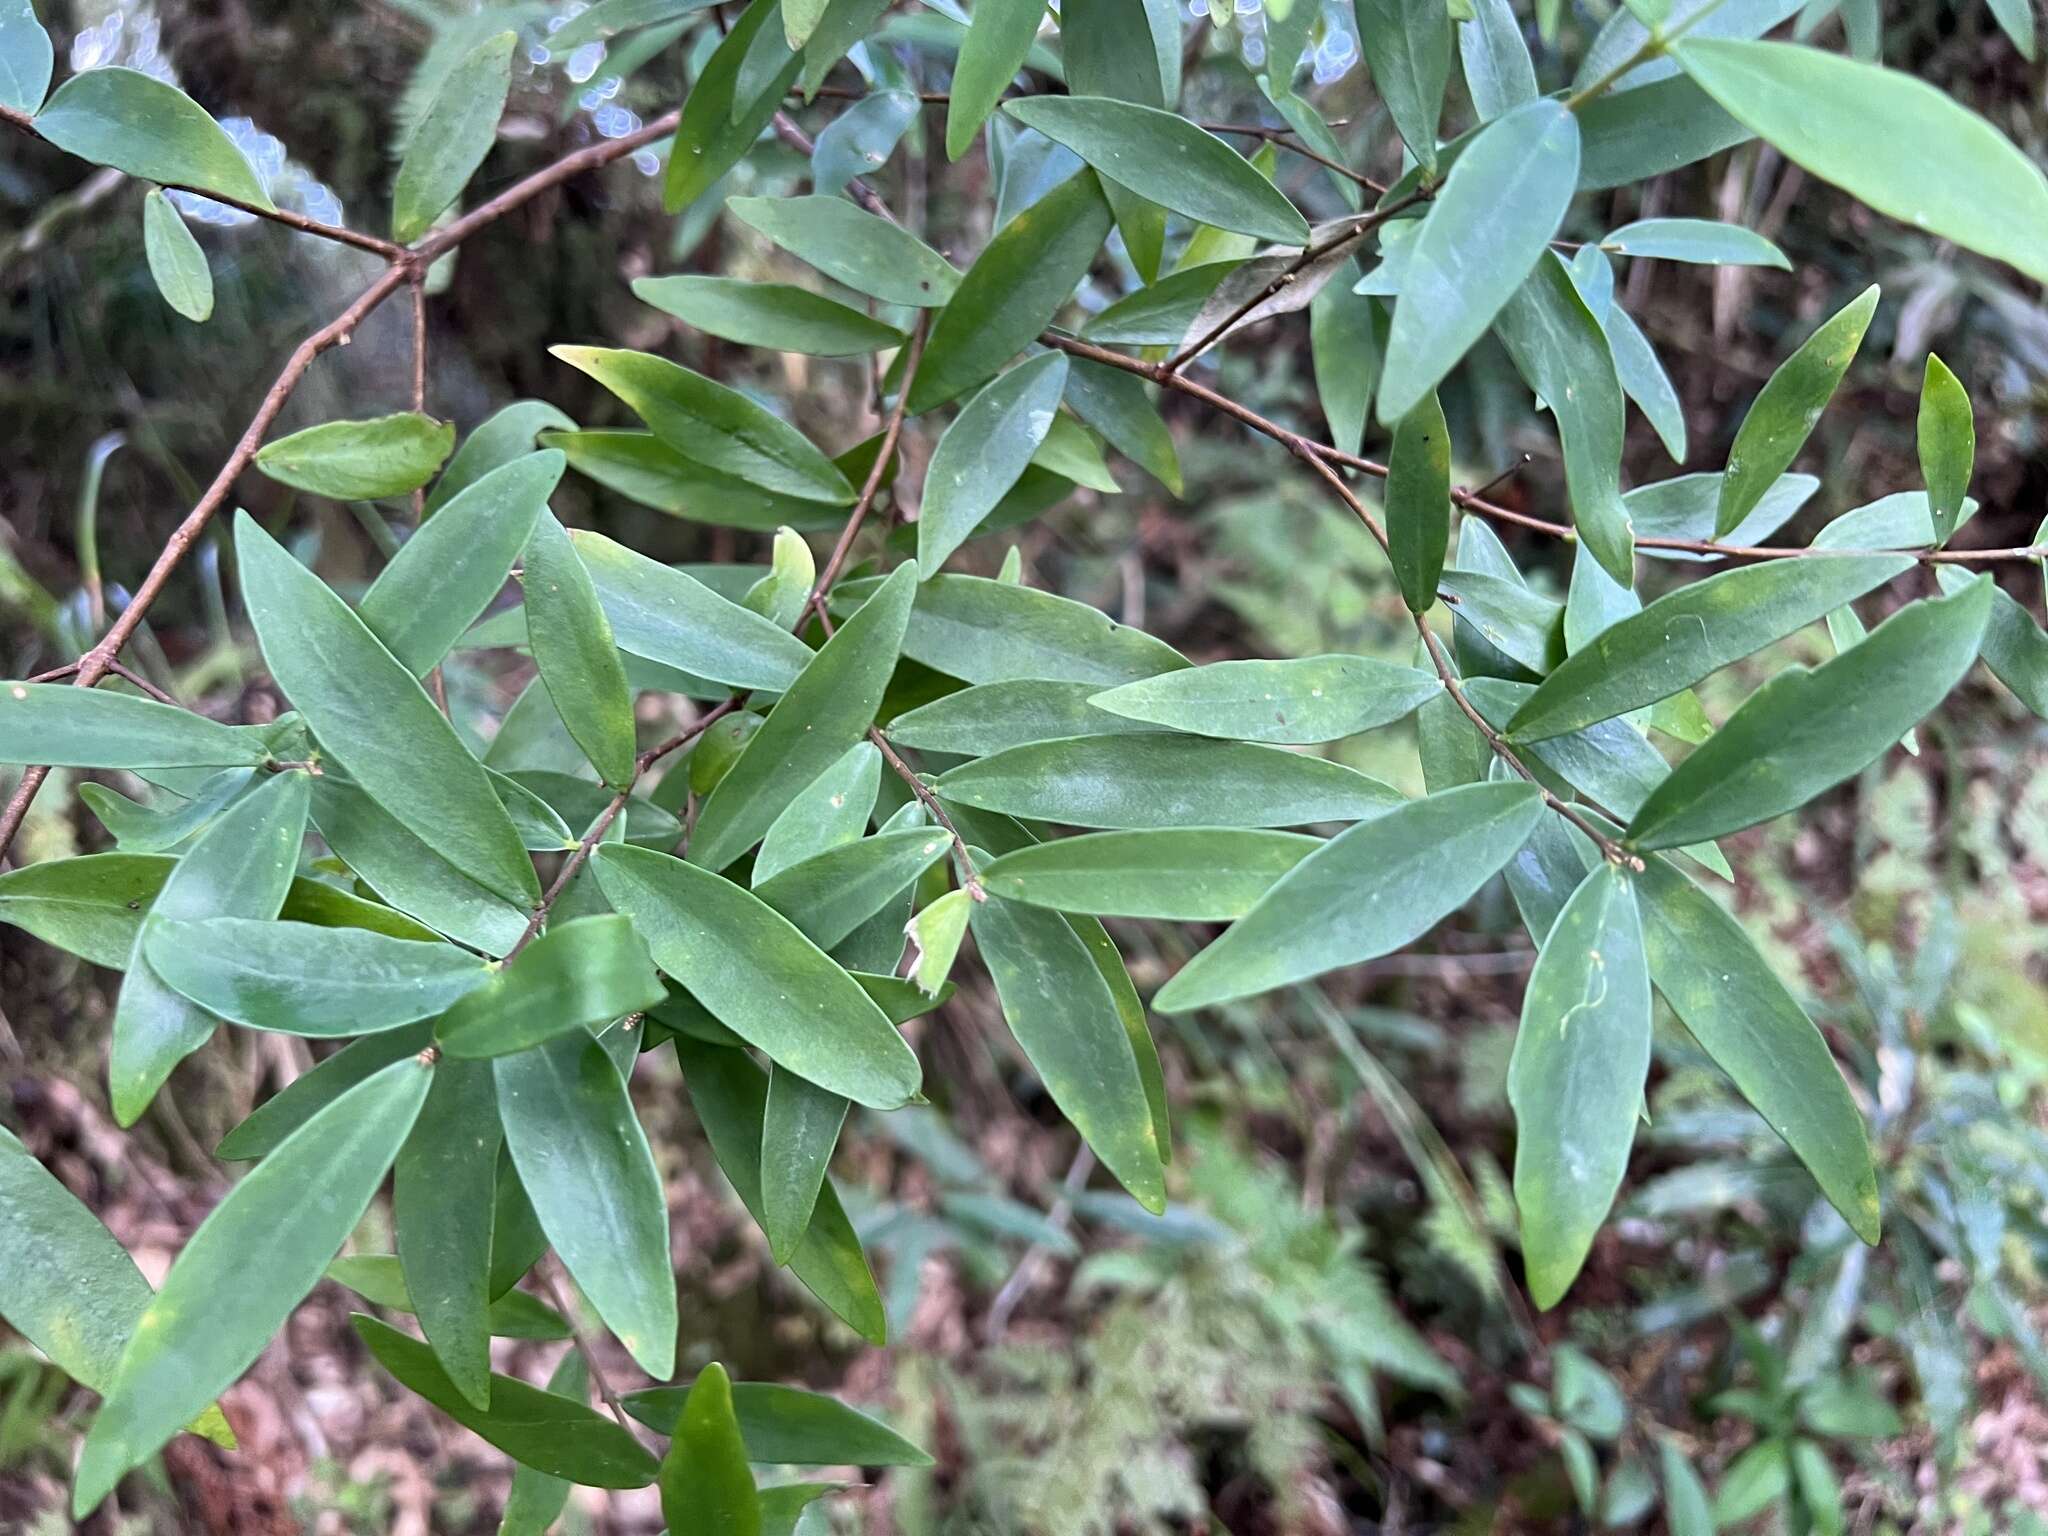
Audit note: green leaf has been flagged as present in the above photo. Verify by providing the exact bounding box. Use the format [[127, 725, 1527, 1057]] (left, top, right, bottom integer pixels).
[[522, 513, 637, 786], [0, 0, 51, 113], [908, 887, 973, 994], [1655, 1437, 1715, 1536], [971, 893, 1167, 1210], [760, 1068, 849, 1263], [1438, 566, 1564, 675], [325, 1256, 574, 1338], [1506, 553, 1914, 740], [1493, 252, 1632, 586], [217, 1026, 433, 1162], [141, 189, 213, 322], [909, 171, 1114, 411], [690, 565, 917, 873], [1509, 864, 1651, 1309], [80, 768, 255, 854], [391, 30, 514, 241], [394, 1060, 500, 1408], [726, 196, 962, 308], [1154, 781, 1545, 1011], [886, 678, 1169, 755], [754, 742, 882, 886], [625, 1380, 932, 1464], [796, 0, 895, 95], [1627, 576, 1991, 849], [595, 845, 921, 1108], [429, 400, 577, 515], [436, 915, 664, 1059], [1918, 355, 1974, 547], [1459, 0, 1536, 121], [1354, 0, 1451, 173], [754, 829, 951, 951], [1598, 295, 1686, 463], [936, 735, 1405, 828], [1601, 217, 1789, 267], [145, 917, 489, 1035], [1936, 565, 2048, 720], [1675, 38, 2048, 286], [1387, 392, 1452, 612], [1628, 470, 1818, 558], [920, 352, 1070, 576], [73, 1057, 432, 1516], [545, 431, 846, 531], [632, 276, 907, 356], [1060, 356, 1182, 496], [34, 67, 272, 207], [553, 347, 852, 505], [1081, 260, 1243, 345], [1089, 655, 1439, 744], [109, 771, 309, 1126], [355, 1314, 658, 1485], [495, 1030, 676, 1377], [657, 1361, 761, 1536], [981, 828, 1319, 919], [496, 1348, 588, 1536], [254, 413, 455, 500], [665, 0, 804, 212], [238, 513, 539, 906], [812, 87, 917, 189], [946, 0, 1043, 159], [1377, 98, 1579, 423], [1003, 97, 1309, 245], [673, 1037, 887, 1342], [0, 682, 271, 768], [1307, 281, 1380, 458], [1716, 285, 1877, 537]]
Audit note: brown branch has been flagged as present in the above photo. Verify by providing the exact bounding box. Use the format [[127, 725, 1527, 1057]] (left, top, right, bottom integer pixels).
[[808, 312, 929, 620]]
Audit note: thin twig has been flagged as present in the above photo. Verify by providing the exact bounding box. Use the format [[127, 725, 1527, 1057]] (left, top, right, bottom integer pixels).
[[984, 1143, 1095, 1341], [807, 312, 930, 621], [537, 1257, 650, 1448], [870, 727, 985, 898]]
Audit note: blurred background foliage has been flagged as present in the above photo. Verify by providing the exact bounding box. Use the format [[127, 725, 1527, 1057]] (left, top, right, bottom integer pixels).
[[6, 0, 2048, 1530]]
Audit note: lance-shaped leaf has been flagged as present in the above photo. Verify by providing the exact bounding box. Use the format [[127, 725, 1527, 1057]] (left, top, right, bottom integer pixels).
[[657, 1362, 761, 1535], [909, 171, 1114, 411], [142, 189, 212, 322], [754, 829, 952, 951], [217, 1025, 433, 1161], [673, 1037, 887, 1342], [625, 1380, 932, 1464], [1674, 39, 2048, 287], [1065, 354, 1183, 494], [946, 0, 1043, 159], [391, 30, 514, 241], [907, 888, 972, 995], [760, 1068, 849, 1263], [496, 1348, 588, 1535], [34, 67, 273, 207], [80, 768, 255, 854], [887, 678, 1168, 755], [1460, 0, 1536, 121], [665, 0, 804, 211], [596, 845, 920, 1108], [972, 893, 1167, 1210], [1386, 392, 1452, 612], [355, 1315, 658, 1486], [937, 735, 1404, 828], [1, 0, 51, 113], [633, 276, 907, 356], [754, 741, 882, 886], [1937, 565, 2048, 720], [1090, 655, 1439, 744], [726, 196, 961, 307], [690, 565, 917, 873], [522, 513, 637, 786], [1918, 355, 1973, 547], [812, 88, 919, 194], [237, 513, 538, 906], [146, 918, 490, 1034], [1003, 97, 1310, 245], [553, 347, 853, 505], [1601, 217, 1789, 268], [1635, 852, 1878, 1240], [359, 451, 561, 677], [1715, 286, 1877, 537], [394, 1059, 499, 1409], [1377, 98, 1580, 423], [981, 828, 1320, 919], [436, 915, 665, 1058], [0, 683, 271, 768], [495, 1031, 676, 1377], [1506, 553, 1914, 741], [73, 1057, 433, 1516], [1355, 0, 1451, 173], [326, 1258, 569, 1338], [1627, 576, 1992, 849], [1155, 781, 1545, 1011], [1082, 261, 1245, 345], [255, 413, 455, 500], [1509, 863, 1652, 1308], [428, 400, 576, 515], [1600, 294, 1687, 463], [110, 771, 308, 1125], [920, 353, 1069, 576]]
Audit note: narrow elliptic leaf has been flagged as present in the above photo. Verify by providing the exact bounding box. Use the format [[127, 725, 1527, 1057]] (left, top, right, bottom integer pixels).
[[79, 768, 254, 855], [886, 678, 1169, 755], [981, 829, 1319, 919], [1938, 565, 2048, 720], [1460, 0, 1537, 121], [1003, 97, 1310, 245], [919, 352, 1069, 576], [1090, 655, 1439, 744], [690, 565, 917, 873], [0, 683, 270, 768], [625, 1380, 932, 1465], [73, 1057, 432, 1517], [1387, 392, 1452, 612], [217, 1025, 433, 1161], [391, 30, 515, 242], [657, 1361, 761, 1536], [35, 67, 272, 207], [1355, 0, 1452, 173], [971, 893, 1166, 1210], [753, 829, 951, 951], [907, 888, 973, 995], [1310, 279, 1382, 459], [946, 0, 1044, 159], [665, 0, 804, 211], [0, 0, 52, 113], [238, 513, 538, 906], [1377, 98, 1580, 423], [255, 413, 456, 501], [595, 845, 920, 1108], [1627, 576, 1992, 849], [1509, 863, 1652, 1308], [1635, 853, 1879, 1240], [1154, 781, 1545, 1011], [1674, 39, 2048, 286], [1576, 74, 1751, 191], [1918, 355, 1974, 547], [395, 1058, 499, 1409], [1064, 355, 1182, 494], [812, 86, 918, 190], [437, 915, 665, 1058], [673, 1038, 887, 1342], [754, 741, 882, 887], [141, 189, 213, 322], [1659, 1438, 1716, 1536], [1438, 566, 1565, 675], [496, 1348, 588, 1535], [552, 347, 853, 505], [495, 1031, 676, 1377], [1599, 297, 1687, 463], [523, 513, 637, 786], [1081, 260, 1244, 345], [326, 1258, 571, 1338], [1601, 217, 1789, 268], [0, 855, 172, 968], [1506, 553, 1914, 740], [726, 196, 961, 308], [937, 735, 1404, 828], [909, 171, 1114, 411], [360, 451, 561, 677], [428, 400, 577, 515], [1627, 470, 1818, 558], [145, 918, 490, 1035], [633, 276, 906, 356], [761, 1069, 849, 1264]]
